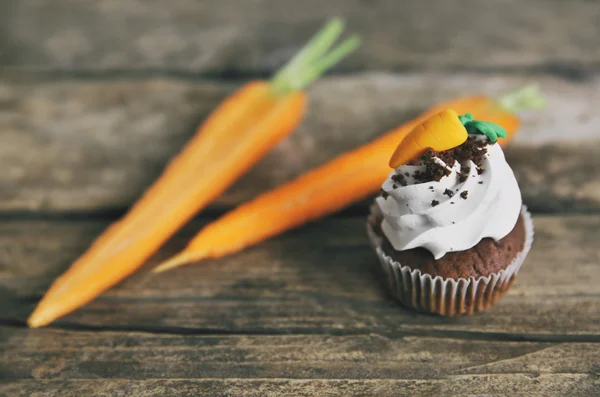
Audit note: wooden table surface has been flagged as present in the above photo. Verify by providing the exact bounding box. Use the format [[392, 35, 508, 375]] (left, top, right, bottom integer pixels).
[[1, 1, 600, 396]]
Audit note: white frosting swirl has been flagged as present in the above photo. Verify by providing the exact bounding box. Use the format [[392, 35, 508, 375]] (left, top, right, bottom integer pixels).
[[375, 138, 522, 259]]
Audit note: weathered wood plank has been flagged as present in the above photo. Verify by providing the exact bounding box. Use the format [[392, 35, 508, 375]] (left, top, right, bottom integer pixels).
[[2, 0, 599, 72], [1, 73, 599, 212], [1, 328, 599, 381], [1, 376, 599, 397], [1, 215, 599, 335]]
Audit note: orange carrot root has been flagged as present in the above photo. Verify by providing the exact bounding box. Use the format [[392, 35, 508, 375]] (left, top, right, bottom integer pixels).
[[388, 109, 468, 168], [153, 86, 546, 273], [28, 18, 361, 328], [28, 82, 293, 328]]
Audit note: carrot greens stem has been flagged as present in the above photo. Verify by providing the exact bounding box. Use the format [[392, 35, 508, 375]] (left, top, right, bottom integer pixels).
[[497, 84, 546, 113], [292, 35, 361, 90], [270, 18, 360, 96], [272, 18, 344, 83]]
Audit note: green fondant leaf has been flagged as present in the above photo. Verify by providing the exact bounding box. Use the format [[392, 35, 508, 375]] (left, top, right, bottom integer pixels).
[[458, 113, 507, 142], [463, 122, 480, 135], [458, 113, 474, 125]]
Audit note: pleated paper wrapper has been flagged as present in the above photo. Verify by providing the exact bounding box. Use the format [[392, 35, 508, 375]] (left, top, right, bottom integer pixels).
[[366, 204, 534, 317]]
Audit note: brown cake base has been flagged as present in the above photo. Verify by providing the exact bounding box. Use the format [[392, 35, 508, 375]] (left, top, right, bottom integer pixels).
[[367, 205, 533, 316], [373, 213, 526, 279]]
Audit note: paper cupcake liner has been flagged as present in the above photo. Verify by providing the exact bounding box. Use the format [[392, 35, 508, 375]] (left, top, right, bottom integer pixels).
[[366, 204, 534, 317]]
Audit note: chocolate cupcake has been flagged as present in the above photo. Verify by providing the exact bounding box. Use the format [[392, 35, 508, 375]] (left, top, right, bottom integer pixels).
[[366, 110, 534, 316]]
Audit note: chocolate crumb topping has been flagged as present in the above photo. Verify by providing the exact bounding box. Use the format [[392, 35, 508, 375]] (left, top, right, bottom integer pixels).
[[404, 172, 410, 177], [477, 167, 484, 175], [431, 199, 439, 207], [381, 189, 389, 199], [451, 202, 455, 204], [460, 191, 469, 199], [391, 173, 408, 186], [478, 181, 483, 184], [453, 138, 487, 167], [411, 149, 453, 183], [443, 188, 454, 198], [403, 137, 488, 184], [392, 184, 397, 189]]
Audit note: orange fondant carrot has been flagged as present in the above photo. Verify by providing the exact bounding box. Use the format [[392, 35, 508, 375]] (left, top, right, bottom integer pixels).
[[388, 108, 468, 168], [153, 85, 545, 273], [27, 18, 361, 328]]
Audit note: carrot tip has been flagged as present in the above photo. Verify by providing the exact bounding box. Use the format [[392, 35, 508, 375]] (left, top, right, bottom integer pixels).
[[152, 252, 200, 274], [27, 306, 54, 328]]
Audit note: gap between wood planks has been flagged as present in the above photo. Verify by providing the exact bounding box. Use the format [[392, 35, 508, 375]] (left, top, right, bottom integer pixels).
[[1, 320, 600, 344], [2, 63, 598, 83], [0, 206, 598, 223]]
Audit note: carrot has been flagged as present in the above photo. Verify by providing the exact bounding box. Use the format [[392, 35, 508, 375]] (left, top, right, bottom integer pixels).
[[27, 18, 361, 328], [388, 108, 468, 168], [388, 109, 512, 167], [153, 85, 545, 273]]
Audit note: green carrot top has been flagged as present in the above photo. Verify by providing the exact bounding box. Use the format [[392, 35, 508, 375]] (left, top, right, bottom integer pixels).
[[270, 18, 361, 96], [458, 113, 507, 142]]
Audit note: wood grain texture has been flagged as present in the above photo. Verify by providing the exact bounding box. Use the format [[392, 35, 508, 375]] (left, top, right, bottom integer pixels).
[[2, 329, 595, 379], [1, 215, 599, 336], [1, 73, 599, 212], [2, 376, 599, 397], [2, 0, 599, 72], [1, 328, 599, 394], [3, 2, 599, 394]]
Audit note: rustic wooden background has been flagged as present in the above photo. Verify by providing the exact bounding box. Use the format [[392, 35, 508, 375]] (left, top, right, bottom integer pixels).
[[1, 1, 600, 396]]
